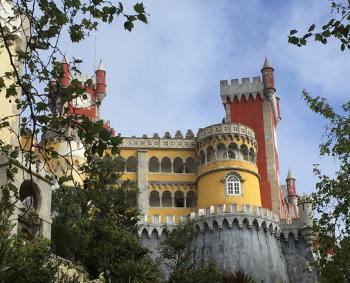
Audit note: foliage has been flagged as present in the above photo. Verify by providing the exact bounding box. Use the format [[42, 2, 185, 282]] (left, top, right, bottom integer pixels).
[[222, 271, 256, 283], [0, 0, 149, 282], [301, 91, 350, 281], [0, 0, 149, 211], [288, 1, 350, 51], [112, 259, 160, 283], [160, 224, 221, 283], [0, 216, 77, 283], [317, 236, 350, 282], [288, 1, 350, 280], [51, 156, 152, 282]]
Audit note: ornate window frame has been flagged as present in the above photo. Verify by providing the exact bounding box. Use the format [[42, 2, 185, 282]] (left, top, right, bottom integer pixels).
[[223, 171, 244, 196]]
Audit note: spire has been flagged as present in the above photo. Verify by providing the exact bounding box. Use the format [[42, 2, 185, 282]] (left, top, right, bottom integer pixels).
[[286, 168, 295, 180], [262, 56, 272, 70], [97, 60, 105, 71], [61, 54, 69, 64]]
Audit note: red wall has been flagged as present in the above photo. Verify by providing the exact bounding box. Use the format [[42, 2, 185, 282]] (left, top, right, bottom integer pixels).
[[229, 95, 272, 209]]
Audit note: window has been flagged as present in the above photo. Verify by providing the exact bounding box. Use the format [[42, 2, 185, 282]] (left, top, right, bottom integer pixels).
[[153, 215, 159, 224], [161, 157, 172, 172], [126, 156, 137, 172], [226, 175, 241, 195], [149, 157, 159, 172], [185, 157, 196, 173], [149, 190, 160, 207], [167, 215, 174, 224], [173, 157, 184, 173], [162, 191, 172, 207], [174, 191, 184, 207]]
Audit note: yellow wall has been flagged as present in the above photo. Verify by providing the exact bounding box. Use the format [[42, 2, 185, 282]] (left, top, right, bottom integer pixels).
[[0, 43, 19, 146], [197, 160, 261, 208]]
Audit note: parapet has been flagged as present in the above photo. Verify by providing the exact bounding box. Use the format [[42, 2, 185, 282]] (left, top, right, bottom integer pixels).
[[220, 76, 264, 100], [120, 130, 197, 150], [197, 123, 256, 141]]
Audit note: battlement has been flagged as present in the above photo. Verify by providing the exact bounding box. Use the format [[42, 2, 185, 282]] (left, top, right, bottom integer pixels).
[[120, 130, 197, 150], [71, 71, 95, 84], [197, 122, 256, 141], [220, 76, 264, 97], [189, 203, 279, 222]]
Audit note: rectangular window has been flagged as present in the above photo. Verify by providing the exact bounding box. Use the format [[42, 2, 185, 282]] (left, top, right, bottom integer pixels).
[[227, 182, 234, 195], [205, 207, 210, 215], [167, 215, 173, 224], [153, 215, 159, 224], [218, 205, 224, 213], [234, 182, 240, 195]]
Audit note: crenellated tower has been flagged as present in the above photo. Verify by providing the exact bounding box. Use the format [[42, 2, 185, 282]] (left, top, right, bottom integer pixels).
[[220, 57, 281, 215], [48, 58, 107, 121], [44, 57, 109, 181]]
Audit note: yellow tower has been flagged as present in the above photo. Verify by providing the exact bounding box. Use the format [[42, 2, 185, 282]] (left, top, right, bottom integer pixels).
[[196, 123, 261, 211]]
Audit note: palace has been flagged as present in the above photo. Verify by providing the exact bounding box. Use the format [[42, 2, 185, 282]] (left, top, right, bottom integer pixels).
[[42, 56, 317, 282], [0, 4, 316, 279]]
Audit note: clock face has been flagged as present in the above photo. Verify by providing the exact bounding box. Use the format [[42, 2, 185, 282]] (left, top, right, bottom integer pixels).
[[74, 93, 91, 108]]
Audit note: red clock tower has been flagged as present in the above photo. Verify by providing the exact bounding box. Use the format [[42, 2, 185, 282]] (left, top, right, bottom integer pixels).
[[220, 57, 281, 214]]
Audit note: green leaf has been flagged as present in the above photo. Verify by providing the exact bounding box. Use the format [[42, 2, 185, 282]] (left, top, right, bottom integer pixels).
[[308, 24, 316, 32], [137, 13, 148, 24], [290, 29, 298, 35], [124, 21, 134, 32], [134, 3, 145, 14]]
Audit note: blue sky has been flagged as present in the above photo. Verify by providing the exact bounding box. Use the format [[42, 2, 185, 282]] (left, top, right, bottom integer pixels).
[[62, 0, 349, 195]]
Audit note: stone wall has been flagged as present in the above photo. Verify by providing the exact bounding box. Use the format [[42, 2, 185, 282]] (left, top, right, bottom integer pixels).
[[191, 214, 289, 283], [139, 214, 317, 283], [281, 229, 317, 283]]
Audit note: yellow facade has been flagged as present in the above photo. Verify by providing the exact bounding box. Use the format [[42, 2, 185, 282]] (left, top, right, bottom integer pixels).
[[0, 43, 19, 146], [117, 123, 261, 224], [197, 160, 261, 208]]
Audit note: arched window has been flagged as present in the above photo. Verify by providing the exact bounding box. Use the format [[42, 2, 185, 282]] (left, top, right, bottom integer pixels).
[[162, 191, 172, 207], [249, 148, 255, 163], [173, 157, 184, 173], [185, 157, 196, 173], [226, 143, 237, 159], [114, 156, 126, 172], [225, 174, 242, 196], [149, 157, 159, 172], [174, 191, 185, 207], [19, 180, 40, 211], [241, 145, 249, 161], [186, 191, 196, 207], [161, 157, 172, 173], [207, 146, 215, 162], [199, 151, 205, 166], [149, 190, 160, 207], [216, 143, 226, 160], [126, 156, 137, 172]]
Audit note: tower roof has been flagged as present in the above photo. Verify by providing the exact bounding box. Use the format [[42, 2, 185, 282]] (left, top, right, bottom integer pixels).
[[97, 60, 105, 71], [61, 55, 69, 64], [262, 56, 272, 69], [286, 168, 294, 180]]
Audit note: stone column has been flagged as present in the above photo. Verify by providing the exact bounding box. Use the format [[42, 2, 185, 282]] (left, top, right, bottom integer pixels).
[[262, 98, 281, 215], [137, 149, 148, 216]]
